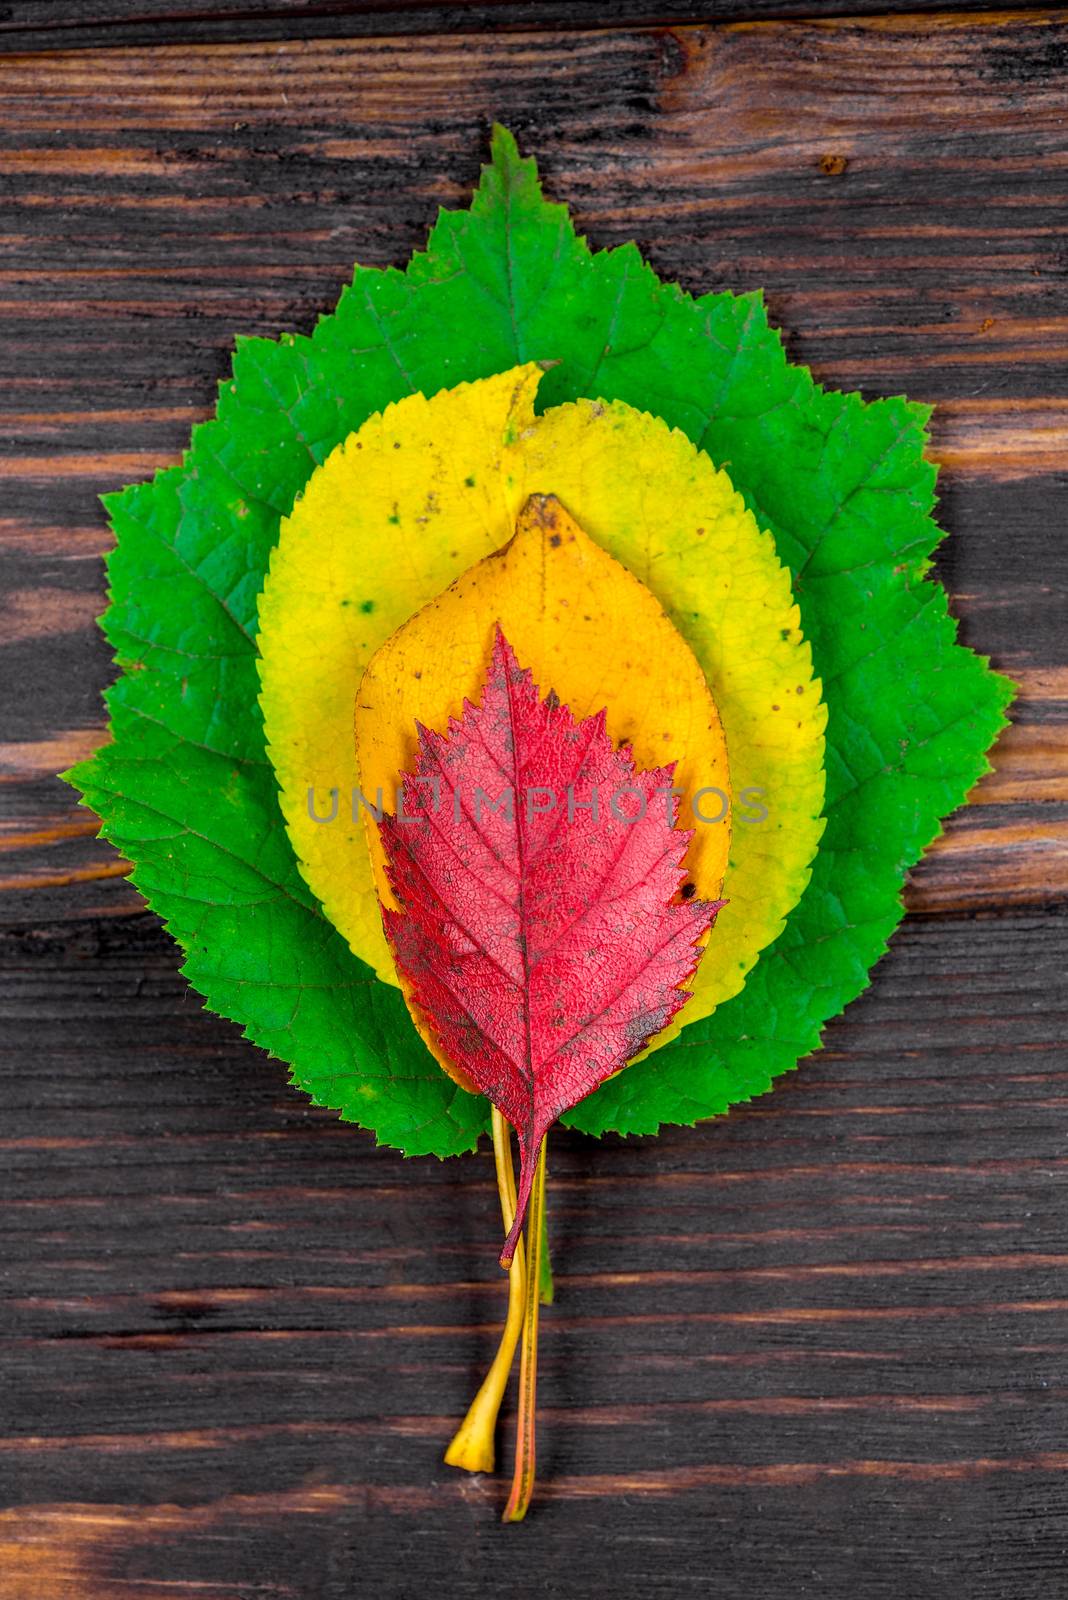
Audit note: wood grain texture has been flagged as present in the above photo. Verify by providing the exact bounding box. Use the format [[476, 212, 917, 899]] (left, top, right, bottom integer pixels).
[[0, 0, 1054, 51], [0, 12, 1065, 1597]]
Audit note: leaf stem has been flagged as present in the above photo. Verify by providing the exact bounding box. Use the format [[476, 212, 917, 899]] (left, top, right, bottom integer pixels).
[[443, 1109, 526, 1473], [502, 1135, 547, 1523], [537, 1158, 554, 1306]]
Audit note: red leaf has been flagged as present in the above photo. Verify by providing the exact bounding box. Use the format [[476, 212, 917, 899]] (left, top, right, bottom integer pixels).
[[379, 627, 722, 1264]]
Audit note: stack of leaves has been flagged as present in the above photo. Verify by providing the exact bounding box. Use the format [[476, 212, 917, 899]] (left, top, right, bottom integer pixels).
[[67, 127, 1012, 1519]]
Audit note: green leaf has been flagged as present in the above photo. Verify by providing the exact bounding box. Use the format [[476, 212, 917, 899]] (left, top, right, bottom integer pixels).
[[67, 126, 1012, 1154]]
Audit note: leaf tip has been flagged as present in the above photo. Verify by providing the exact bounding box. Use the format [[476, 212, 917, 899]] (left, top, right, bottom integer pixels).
[[489, 122, 522, 170]]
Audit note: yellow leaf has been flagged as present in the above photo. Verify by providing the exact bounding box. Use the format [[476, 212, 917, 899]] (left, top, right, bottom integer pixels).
[[355, 491, 731, 1082], [257, 364, 825, 1054]]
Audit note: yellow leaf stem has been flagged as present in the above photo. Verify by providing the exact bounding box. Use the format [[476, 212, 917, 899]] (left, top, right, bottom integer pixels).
[[444, 1108, 527, 1474]]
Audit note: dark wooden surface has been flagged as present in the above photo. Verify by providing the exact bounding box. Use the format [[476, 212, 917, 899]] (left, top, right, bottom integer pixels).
[[1, 9, 1067, 1597], [0, 0, 1058, 49]]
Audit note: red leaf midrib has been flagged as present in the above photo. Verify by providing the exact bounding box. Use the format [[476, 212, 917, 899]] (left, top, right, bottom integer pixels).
[[500, 633, 536, 1103]]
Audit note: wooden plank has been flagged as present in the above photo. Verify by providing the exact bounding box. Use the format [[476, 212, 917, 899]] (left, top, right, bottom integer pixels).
[[0, 907, 1066, 1593], [0, 0, 1052, 53]]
